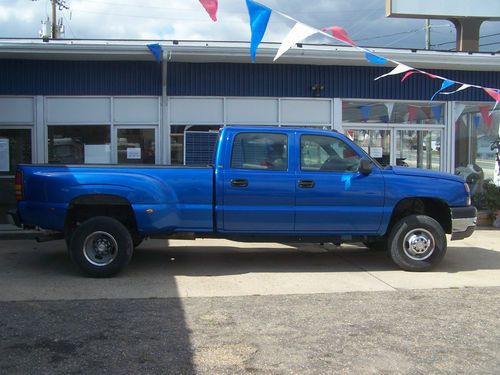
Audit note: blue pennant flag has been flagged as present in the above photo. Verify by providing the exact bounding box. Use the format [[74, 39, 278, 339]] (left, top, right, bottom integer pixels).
[[431, 105, 442, 122], [246, 0, 272, 63], [365, 52, 387, 65], [430, 80, 455, 101], [360, 105, 372, 121], [473, 115, 481, 128], [147, 43, 163, 64]]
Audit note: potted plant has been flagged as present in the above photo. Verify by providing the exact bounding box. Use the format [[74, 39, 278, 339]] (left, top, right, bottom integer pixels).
[[482, 181, 500, 227]]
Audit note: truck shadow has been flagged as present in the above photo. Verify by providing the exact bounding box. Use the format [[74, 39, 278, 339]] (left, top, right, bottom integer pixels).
[[130, 240, 500, 275]]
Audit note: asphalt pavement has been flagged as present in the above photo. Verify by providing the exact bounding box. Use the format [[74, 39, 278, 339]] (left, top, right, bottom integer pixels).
[[0, 229, 499, 374]]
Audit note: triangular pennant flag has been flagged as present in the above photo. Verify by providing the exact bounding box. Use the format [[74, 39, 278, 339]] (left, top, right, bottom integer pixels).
[[274, 22, 318, 61], [473, 115, 481, 129], [452, 103, 466, 124], [360, 105, 372, 121], [147, 43, 162, 64], [430, 80, 455, 101], [384, 102, 394, 120], [401, 71, 417, 82], [375, 64, 413, 81], [246, 0, 272, 63], [484, 88, 500, 103], [198, 0, 218, 22], [422, 106, 432, 119], [408, 106, 418, 122], [479, 106, 493, 128], [322, 26, 355, 45], [441, 83, 471, 95], [431, 105, 442, 122], [365, 52, 387, 65]]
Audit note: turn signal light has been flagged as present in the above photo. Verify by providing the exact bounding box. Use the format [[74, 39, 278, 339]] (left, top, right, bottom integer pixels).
[[464, 183, 471, 206], [15, 170, 23, 201]]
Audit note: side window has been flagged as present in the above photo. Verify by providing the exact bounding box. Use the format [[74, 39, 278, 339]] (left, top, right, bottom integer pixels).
[[231, 133, 288, 171], [301, 135, 361, 172]]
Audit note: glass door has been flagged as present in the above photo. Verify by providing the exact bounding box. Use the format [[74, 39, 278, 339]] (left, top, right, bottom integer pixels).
[[395, 129, 442, 170], [0, 128, 33, 224]]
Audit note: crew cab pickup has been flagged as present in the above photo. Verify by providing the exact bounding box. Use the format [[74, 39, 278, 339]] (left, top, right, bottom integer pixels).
[[11, 126, 477, 277]]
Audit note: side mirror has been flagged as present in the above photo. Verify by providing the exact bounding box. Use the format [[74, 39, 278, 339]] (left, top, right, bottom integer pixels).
[[358, 158, 372, 175]]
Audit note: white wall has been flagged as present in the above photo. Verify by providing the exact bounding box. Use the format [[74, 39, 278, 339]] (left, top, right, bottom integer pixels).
[[0, 97, 34, 124]]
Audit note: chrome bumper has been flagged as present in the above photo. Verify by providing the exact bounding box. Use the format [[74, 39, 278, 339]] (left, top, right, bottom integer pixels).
[[451, 206, 477, 241]]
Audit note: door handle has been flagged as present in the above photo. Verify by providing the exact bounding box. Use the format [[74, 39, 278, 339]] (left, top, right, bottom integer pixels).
[[231, 179, 248, 187], [298, 180, 315, 188]]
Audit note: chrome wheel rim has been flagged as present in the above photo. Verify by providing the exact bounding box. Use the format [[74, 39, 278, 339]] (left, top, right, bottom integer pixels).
[[403, 228, 435, 261], [83, 231, 118, 266]]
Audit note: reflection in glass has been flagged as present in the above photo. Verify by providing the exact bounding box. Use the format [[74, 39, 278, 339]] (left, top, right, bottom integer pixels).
[[346, 129, 391, 166], [117, 129, 155, 164], [48, 125, 110, 164], [343, 101, 444, 124]]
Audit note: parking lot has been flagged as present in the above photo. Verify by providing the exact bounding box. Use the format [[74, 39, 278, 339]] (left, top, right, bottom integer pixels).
[[1, 229, 499, 373]]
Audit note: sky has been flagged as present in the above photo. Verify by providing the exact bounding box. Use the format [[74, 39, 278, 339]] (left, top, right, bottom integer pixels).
[[0, 0, 498, 51]]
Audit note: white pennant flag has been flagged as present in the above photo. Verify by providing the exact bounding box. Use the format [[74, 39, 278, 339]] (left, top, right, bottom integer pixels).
[[384, 102, 395, 120], [440, 84, 471, 95], [374, 64, 413, 81], [453, 103, 466, 124], [274, 22, 318, 61]]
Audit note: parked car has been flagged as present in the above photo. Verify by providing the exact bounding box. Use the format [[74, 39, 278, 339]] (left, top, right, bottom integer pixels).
[[11, 126, 476, 277]]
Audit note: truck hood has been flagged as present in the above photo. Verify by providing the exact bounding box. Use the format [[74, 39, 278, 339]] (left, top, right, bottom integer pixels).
[[387, 166, 464, 183]]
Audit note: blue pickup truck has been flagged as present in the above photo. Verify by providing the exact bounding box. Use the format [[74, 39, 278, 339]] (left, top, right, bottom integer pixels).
[[11, 126, 476, 277]]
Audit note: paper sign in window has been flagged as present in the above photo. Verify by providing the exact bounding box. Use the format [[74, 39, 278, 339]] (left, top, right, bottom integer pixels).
[[127, 148, 141, 160]]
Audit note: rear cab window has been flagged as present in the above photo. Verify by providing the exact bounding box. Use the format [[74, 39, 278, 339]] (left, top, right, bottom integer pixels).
[[231, 132, 288, 171]]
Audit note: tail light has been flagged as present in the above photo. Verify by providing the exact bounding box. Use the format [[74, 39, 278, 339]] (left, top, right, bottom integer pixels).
[[15, 170, 23, 201]]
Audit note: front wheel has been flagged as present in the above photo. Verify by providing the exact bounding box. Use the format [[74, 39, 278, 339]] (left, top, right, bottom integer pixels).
[[388, 215, 447, 272], [69, 216, 133, 277]]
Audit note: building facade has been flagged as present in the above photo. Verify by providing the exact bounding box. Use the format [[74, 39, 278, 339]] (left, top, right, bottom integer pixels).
[[0, 40, 499, 222]]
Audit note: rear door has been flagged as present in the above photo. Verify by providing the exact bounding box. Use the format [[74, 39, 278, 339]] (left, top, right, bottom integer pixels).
[[295, 133, 385, 234], [222, 131, 295, 232]]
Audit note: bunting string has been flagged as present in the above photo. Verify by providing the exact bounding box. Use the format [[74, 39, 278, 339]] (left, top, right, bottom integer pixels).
[[196, 0, 500, 104]]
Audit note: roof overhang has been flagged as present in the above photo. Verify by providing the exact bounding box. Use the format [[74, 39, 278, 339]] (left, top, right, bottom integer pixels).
[[0, 39, 499, 71]]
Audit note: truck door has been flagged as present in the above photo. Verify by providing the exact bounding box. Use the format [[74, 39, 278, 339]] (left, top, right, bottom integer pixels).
[[222, 131, 295, 232], [295, 133, 385, 234]]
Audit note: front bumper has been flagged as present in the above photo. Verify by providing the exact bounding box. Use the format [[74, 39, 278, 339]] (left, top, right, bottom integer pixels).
[[450, 206, 477, 241]]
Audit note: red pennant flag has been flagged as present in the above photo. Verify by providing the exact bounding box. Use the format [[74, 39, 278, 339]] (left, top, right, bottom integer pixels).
[[408, 105, 418, 122], [401, 71, 416, 82], [322, 26, 355, 45], [199, 0, 218, 22], [479, 106, 493, 128], [484, 88, 500, 102]]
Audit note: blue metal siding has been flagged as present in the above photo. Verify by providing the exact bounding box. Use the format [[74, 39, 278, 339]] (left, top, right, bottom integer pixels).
[[0, 59, 161, 95], [167, 62, 499, 102]]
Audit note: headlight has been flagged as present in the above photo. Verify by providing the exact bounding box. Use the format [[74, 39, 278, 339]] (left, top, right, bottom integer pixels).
[[464, 183, 471, 206]]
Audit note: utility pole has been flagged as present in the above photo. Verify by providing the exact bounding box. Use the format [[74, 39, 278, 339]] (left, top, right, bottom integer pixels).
[[33, 0, 69, 39], [51, 0, 57, 39], [425, 19, 431, 50]]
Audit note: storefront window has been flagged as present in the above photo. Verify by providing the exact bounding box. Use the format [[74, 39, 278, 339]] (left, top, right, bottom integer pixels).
[[396, 130, 441, 170], [343, 101, 444, 124], [117, 128, 155, 164], [48, 125, 111, 164], [0, 128, 32, 224], [346, 129, 391, 166]]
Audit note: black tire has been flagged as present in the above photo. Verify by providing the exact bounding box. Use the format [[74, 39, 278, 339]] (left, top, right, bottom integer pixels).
[[69, 216, 133, 277], [363, 240, 387, 252], [388, 214, 446, 272]]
